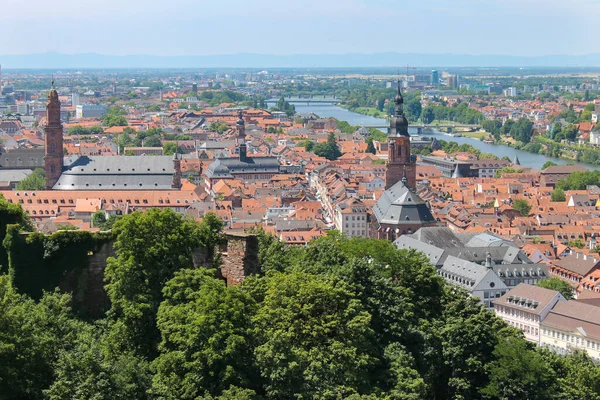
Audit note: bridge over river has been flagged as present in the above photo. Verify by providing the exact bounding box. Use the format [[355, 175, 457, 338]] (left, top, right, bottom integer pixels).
[[362, 123, 482, 134], [266, 97, 342, 105]]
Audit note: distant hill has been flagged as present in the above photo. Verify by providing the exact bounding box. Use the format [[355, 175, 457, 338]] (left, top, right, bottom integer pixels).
[[1, 52, 600, 69]]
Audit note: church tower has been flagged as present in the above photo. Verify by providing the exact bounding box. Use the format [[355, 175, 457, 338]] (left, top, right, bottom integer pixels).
[[236, 109, 247, 162], [385, 82, 416, 190], [44, 85, 64, 189]]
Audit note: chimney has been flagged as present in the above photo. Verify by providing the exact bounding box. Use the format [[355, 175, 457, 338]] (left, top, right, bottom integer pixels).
[[584, 254, 588, 261]]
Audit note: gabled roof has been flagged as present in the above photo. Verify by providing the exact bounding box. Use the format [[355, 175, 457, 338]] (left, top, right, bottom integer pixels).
[[492, 283, 564, 315], [543, 300, 600, 340]]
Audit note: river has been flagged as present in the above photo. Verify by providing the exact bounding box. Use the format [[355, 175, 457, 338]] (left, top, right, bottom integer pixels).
[[278, 102, 600, 171]]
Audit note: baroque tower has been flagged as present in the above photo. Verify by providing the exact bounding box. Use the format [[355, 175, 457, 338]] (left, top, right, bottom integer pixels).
[[44, 86, 64, 189], [385, 82, 416, 190], [236, 109, 247, 161]]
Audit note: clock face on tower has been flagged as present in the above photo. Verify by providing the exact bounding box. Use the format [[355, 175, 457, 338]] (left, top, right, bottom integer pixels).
[[50, 132, 55, 137]]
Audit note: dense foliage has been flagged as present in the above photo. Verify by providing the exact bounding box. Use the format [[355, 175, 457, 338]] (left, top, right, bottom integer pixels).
[[312, 132, 342, 160], [536, 277, 574, 300], [421, 101, 485, 124], [2, 206, 600, 399], [556, 170, 600, 191], [16, 168, 46, 191], [67, 125, 104, 136]]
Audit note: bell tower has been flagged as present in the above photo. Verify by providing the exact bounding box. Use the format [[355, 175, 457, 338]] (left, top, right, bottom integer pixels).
[[385, 81, 416, 189], [236, 109, 247, 162], [44, 83, 64, 189]]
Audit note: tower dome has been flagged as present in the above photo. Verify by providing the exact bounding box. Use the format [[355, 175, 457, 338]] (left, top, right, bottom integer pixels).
[[390, 81, 409, 137]]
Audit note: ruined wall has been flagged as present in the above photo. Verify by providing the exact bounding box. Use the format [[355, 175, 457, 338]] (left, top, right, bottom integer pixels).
[[219, 233, 260, 286], [6, 228, 259, 318]]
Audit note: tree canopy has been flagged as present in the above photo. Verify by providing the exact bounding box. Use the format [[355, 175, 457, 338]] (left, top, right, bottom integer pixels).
[[16, 168, 46, 191], [312, 132, 342, 160], [1, 209, 600, 399], [556, 171, 600, 191], [536, 277, 574, 300]]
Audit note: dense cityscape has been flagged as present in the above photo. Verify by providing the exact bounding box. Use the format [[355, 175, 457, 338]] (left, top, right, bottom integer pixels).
[[3, 0, 600, 397]]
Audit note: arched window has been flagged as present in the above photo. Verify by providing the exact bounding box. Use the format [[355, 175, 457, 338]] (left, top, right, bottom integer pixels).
[[49, 143, 56, 153], [50, 164, 56, 173]]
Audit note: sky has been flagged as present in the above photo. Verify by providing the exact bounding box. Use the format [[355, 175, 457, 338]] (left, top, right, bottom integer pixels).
[[1, 0, 598, 56]]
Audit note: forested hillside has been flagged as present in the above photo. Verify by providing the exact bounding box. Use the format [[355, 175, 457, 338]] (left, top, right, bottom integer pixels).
[[1, 201, 600, 399]]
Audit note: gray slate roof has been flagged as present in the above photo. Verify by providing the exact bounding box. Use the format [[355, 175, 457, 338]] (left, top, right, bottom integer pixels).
[[373, 179, 435, 226], [394, 235, 446, 266], [0, 148, 44, 169], [205, 156, 279, 180], [440, 255, 507, 291], [54, 155, 176, 190], [0, 169, 32, 183]]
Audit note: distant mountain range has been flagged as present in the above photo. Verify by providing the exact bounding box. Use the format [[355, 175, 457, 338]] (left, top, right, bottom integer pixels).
[[1, 52, 600, 69]]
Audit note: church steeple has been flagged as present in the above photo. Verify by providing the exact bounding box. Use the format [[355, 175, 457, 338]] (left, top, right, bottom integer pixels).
[[390, 80, 409, 137], [385, 78, 415, 190], [236, 109, 247, 162], [44, 85, 64, 189]]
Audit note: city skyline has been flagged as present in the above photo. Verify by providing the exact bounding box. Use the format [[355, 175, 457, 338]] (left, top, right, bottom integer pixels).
[[0, 0, 597, 57]]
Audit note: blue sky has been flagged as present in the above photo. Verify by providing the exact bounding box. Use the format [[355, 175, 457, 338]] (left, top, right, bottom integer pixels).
[[1, 0, 597, 56]]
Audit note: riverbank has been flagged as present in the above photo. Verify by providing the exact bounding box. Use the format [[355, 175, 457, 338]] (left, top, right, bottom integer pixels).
[[461, 131, 490, 140], [288, 102, 600, 170], [340, 105, 389, 119], [492, 136, 600, 165]]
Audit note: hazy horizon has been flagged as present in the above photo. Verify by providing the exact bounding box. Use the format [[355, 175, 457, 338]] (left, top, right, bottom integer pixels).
[[1, 0, 597, 57]]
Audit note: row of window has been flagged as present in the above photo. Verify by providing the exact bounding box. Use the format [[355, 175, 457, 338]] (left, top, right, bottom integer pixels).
[[496, 306, 540, 322], [483, 290, 505, 299], [543, 328, 600, 350], [345, 223, 367, 229], [507, 320, 539, 336], [11, 198, 189, 205], [344, 215, 366, 221]]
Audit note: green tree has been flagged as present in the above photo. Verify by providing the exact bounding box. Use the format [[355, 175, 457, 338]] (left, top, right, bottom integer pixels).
[[551, 188, 566, 202], [482, 337, 556, 400], [163, 142, 182, 155], [536, 277, 574, 300], [542, 161, 557, 169], [0, 277, 79, 399], [509, 118, 534, 143], [512, 199, 531, 216], [103, 115, 128, 127], [0, 196, 33, 272], [541, 350, 600, 400], [384, 343, 426, 399], [143, 135, 162, 147], [16, 168, 46, 190], [252, 271, 377, 399], [556, 171, 600, 191], [150, 268, 258, 399], [92, 210, 107, 229], [366, 139, 376, 154], [46, 324, 150, 399], [104, 209, 203, 358], [313, 132, 342, 160], [425, 288, 510, 400], [209, 121, 229, 134]]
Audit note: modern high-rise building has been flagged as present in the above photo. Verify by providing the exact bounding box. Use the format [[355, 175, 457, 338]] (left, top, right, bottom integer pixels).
[[431, 70, 439, 85], [447, 75, 459, 89]]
